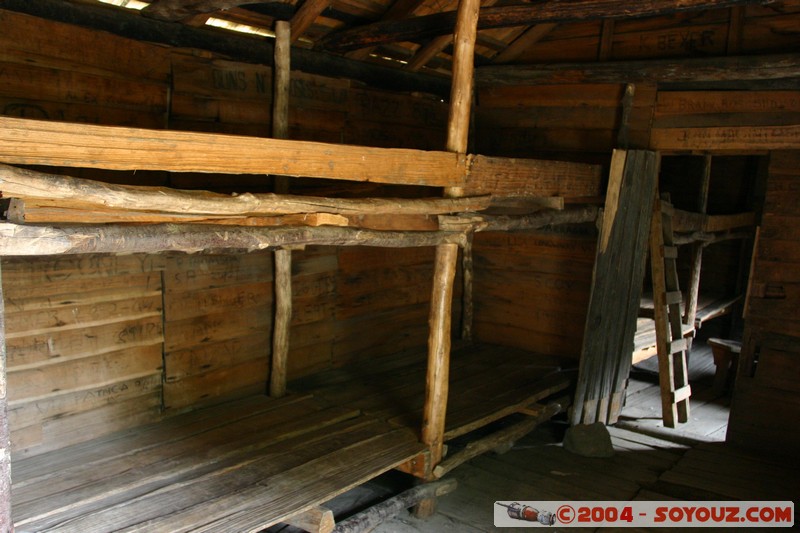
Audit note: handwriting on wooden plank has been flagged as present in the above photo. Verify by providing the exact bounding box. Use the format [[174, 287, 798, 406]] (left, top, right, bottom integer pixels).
[[652, 125, 800, 150]]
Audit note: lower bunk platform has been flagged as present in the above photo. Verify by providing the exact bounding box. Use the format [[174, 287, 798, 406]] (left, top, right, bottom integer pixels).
[[11, 344, 573, 532]]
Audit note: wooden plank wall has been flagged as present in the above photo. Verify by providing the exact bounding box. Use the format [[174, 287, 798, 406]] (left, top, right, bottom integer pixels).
[[475, 3, 799, 159], [162, 254, 273, 412], [475, 82, 655, 159], [168, 51, 447, 149], [1, 256, 165, 458], [727, 151, 800, 455], [651, 90, 800, 151], [0, 10, 169, 129], [473, 230, 595, 358], [334, 247, 445, 366]]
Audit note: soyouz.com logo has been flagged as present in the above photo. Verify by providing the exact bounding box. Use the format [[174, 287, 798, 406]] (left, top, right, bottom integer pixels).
[[494, 501, 794, 527]]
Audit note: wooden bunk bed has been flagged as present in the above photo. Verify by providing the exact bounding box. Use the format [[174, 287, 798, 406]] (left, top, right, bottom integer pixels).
[[633, 207, 755, 365], [10, 345, 569, 532], [0, 115, 599, 531]]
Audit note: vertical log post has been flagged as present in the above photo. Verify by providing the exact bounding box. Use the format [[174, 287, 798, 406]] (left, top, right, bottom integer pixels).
[[0, 263, 11, 531], [273, 20, 291, 195], [421, 243, 459, 466], [270, 20, 292, 398], [270, 248, 292, 398], [683, 155, 712, 331], [460, 233, 474, 341], [416, 0, 479, 518]]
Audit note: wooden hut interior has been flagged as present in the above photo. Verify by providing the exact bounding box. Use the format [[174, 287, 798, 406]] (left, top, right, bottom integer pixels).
[[0, 0, 798, 531]]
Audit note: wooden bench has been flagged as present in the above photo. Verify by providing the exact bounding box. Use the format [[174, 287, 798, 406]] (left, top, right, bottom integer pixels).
[[707, 338, 742, 395]]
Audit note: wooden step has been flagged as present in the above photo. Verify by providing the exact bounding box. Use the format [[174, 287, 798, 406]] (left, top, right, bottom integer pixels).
[[667, 338, 689, 355], [671, 385, 692, 403], [665, 291, 683, 306]]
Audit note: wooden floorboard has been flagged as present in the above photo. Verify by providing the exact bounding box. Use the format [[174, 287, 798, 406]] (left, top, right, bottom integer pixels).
[[620, 339, 731, 443], [655, 442, 800, 502]]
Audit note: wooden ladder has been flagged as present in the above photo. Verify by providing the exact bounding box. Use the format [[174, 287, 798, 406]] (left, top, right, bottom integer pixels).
[[650, 198, 693, 427]]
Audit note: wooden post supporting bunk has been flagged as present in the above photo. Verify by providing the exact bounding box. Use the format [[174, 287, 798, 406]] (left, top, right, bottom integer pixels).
[[270, 20, 292, 398], [271, 248, 292, 398], [417, 0, 479, 517], [444, 0, 479, 341], [273, 20, 291, 196], [460, 233, 474, 341], [0, 263, 10, 532], [683, 155, 712, 331], [420, 242, 458, 459]]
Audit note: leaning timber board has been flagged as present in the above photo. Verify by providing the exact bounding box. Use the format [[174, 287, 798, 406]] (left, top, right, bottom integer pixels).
[[11, 394, 424, 532]]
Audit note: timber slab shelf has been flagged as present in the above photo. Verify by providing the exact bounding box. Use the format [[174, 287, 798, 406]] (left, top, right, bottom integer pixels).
[[11, 394, 424, 533], [11, 343, 572, 533]]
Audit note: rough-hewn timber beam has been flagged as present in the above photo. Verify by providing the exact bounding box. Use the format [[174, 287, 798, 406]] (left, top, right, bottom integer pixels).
[[0, 222, 467, 256], [142, 0, 254, 22], [438, 205, 600, 232], [0, 118, 602, 195], [0, 0, 451, 98], [0, 117, 463, 188], [290, 0, 333, 42], [0, 164, 490, 217], [476, 53, 800, 86], [321, 0, 772, 52]]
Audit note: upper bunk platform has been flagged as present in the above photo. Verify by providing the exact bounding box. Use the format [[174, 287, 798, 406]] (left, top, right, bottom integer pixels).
[[11, 343, 573, 532]]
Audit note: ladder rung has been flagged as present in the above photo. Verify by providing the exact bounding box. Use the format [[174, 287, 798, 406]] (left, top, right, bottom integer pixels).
[[663, 246, 678, 259], [671, 385, 692, 403], [666, 291, 683, 305], [668, 338, 688, 355]]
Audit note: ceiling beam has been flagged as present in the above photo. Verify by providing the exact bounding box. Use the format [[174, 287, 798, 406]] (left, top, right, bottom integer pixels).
[[490, 22, 557, 64], [320, 0, 774, 52], [290, 0, 333, 42], [142, 0, 255, 22], [476, 53, 800, 86], [1, 0, 451, 97]]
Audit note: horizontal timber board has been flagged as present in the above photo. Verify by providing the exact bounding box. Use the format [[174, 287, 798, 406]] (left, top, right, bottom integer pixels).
[[165, 333, 271, 382], [655, 91, 800, 116], [0, 117, 462, 187], [8, 373, 161, 429], [651, 125, 800, 150], [465, 155, 602, 197], [0, 117, 601, 193]]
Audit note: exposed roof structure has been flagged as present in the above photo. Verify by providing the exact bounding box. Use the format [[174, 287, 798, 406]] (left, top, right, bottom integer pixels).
[[5, 0, 798, 99]]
